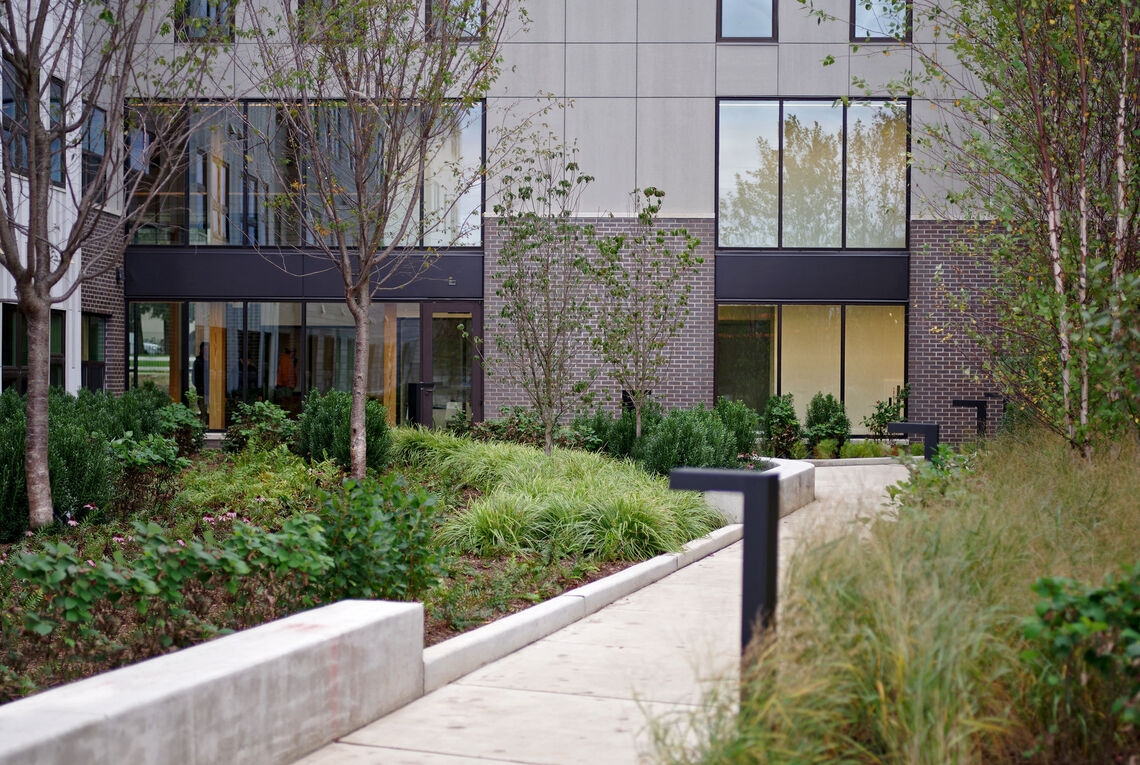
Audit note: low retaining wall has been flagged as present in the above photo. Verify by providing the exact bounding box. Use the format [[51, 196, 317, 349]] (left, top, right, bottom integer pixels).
[[0, 601, 423, 765], [704, 458, 815, 523]]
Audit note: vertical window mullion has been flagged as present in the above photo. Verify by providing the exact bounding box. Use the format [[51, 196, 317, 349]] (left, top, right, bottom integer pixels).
[[776, 100, 784, 249], [841, 101, 848, 248]]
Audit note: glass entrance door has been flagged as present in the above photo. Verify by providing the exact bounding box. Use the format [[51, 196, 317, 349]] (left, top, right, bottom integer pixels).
[[418, 302, 481, 428]]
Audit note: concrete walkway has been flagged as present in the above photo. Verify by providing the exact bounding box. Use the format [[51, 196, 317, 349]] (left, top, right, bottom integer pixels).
[[295, 465, 908, 765]]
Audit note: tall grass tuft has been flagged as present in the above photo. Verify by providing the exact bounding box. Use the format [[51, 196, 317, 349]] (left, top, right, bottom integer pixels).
[[655, 428, 1140, 764], [391, 428, 726, 562]]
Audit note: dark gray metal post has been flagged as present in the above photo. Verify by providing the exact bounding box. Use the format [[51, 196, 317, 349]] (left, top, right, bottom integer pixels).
[[669, 468, 779, 655], [887, 422, 940, 462], [952, 399, 988, 436]]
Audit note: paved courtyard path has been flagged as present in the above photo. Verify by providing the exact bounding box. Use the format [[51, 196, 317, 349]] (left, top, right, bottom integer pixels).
[[296, 464, 908, 765]]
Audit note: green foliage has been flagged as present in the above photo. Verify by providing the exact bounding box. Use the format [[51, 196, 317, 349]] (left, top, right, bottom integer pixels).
[[759, 393, 802, 458], [574, 402, 665, 460], [315, 476, 443, 601], [0, 389, 123, 542], [667, 430, 1140, 762], [813, 438, 839, 459], [297, 389, 390, 472], [223, 400, 297, 453], [714, 396, 760, 456], [635, 405, 738, 476], [1025, 565, 1140, 735], [173, 447, 339, 527], [392, 428, 725, 562], [109, 433, 189, 516], [804, 392, 850, 450], [158, 401, 205, 458], [468, 406, 589, 450], [9, 517, 330, 666], [862, 384, 910, 438]]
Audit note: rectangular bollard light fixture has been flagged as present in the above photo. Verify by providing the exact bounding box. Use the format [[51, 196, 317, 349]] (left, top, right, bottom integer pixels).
[[669, 468, 779, 655], [887, 421, 940, 462]]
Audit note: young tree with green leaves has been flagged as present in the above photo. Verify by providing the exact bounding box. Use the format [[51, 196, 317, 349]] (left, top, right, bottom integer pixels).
[[591, 188, 702, 438], [487, 142, 596, 456], [0, 0, 227, 529], [242, 0, 520, 477]]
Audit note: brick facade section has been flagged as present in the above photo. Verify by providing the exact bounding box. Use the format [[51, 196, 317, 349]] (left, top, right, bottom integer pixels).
[[908, 220, 1002, 444], [482, 216, 716, 420], [80, 213, 126, 394]]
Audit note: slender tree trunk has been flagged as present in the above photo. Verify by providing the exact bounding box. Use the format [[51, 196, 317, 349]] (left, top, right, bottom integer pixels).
[[348, 285, 370, 479], [22, 295, 53, 529], [634, 399, 642, 439]]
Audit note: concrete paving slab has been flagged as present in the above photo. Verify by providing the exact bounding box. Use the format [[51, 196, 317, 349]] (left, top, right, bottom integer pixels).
[[295, 743, 527, 764], [343, 685, 681, 765]]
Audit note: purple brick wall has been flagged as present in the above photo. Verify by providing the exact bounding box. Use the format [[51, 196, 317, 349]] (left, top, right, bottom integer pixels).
[[482, 216, 716, 420], [908, 219, 1002, 444], [80, 213, 126, 394]]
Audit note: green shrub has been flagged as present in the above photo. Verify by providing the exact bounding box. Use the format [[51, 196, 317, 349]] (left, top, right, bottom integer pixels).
[[862, 384, 910, 437], [110, 433, 190, 515], [73, 384, 169, 441], [468, 406, 587, 450], [839, 440, 888, 459], [634, 405, 737, 476], [0, 389, 119, 542], [223, 400, 297, 453], [316, 476, 442, 601], [759, 393, 802, 458], [715, 396, 760, 456], [813, 438, 839, 459], [805, 392, 850, 450], [297, 389, 390, 472], [158, 402, 205, 458], [572, 402, 665, 459]]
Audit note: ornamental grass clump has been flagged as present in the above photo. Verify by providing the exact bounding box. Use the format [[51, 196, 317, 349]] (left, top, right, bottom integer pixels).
[[392, 428, 724, 561], [654, 428, 1140, 764]]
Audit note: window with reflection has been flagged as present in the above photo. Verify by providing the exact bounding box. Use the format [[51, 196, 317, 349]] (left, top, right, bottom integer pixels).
[[83, 106, 107, 203], [716, 303, 906, 434], [428, 0, 485, 40], [130, 101, 484, 248], [2, 305, 66, 392], [2, 59, 28, 173], [717, 98, 908, 249], [852, 0, 909, 41], [175, 0, 235, 41], [82, 313, 107, 391], [720, 0, 775, 39]]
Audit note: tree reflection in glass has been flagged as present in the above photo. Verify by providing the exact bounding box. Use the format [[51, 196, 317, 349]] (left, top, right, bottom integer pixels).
[[845, 101, 906, 248], [782, 102, 842, 248], [718, 101, 778, 248]]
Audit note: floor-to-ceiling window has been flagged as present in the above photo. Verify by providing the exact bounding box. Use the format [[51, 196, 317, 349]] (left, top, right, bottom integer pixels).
[[716, 303, 905, 433]]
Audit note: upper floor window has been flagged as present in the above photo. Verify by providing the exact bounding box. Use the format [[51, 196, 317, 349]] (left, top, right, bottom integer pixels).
[[49, 79, 64, 187], [130, 101, 485, 249], [2, 59, 28, 173], [717, 98, 908, 250], [175, 0, 235, 41], [852, 0, 909, 41], [427, 0, 485, 41], [719, 0, 775, 41], [83, 106, 107, 203]]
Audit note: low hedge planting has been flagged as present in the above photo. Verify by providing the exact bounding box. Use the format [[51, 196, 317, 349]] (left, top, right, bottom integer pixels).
[[296, 389, 391, 472]]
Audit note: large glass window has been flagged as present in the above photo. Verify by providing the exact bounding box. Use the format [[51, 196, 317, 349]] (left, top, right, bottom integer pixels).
[[716, 304, 777, 414], [246, 302, 304, 414], [81, 313, 107, 391], [717, 98, 908, 250], [129, 302, 183, 399], [132, 102, 484, 248], [720, 0, 775, 39], [852, 0, 909, 41], [189, 301, 243, 429], [2, 305, 66, 392], [716, 302, 906, 434], [49, 79, 64, 187], [781, 305, 842, 421], [83, 106, 107, 203], [2, 59, 27, 173]]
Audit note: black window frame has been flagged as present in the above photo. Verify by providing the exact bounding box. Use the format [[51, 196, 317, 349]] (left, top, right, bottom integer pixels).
[[81, 312, 108, 391], [2, 304, 67, 392], [717, 0, 778, 42], [849, 0, 912, 43], [715, 95, 911, 252], [49, 78, 64, 188]]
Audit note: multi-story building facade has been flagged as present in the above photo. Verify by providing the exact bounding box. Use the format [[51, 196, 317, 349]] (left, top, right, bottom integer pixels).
[[3, 0, 999, 444]]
